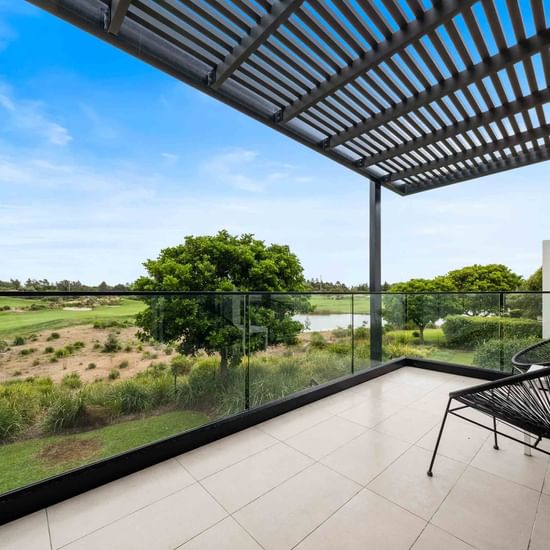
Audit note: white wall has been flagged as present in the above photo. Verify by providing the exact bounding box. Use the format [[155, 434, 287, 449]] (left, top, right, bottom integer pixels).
[[544, 240, 550, 338]]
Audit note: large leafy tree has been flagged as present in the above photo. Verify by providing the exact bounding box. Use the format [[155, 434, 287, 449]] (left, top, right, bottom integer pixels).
[[506, 267, 542, 320], [445, 264, 522, 316], [385, 277, 456, 343], [134, 231, 306, 375]]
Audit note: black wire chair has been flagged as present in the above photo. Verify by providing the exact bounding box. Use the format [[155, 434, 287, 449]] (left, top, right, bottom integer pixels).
[[427, 367, 550, 476], [511, 338, 550, 371]]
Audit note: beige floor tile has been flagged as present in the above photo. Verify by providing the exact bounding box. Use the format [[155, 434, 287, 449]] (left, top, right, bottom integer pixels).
[[543, 461, 550, 495], [314, 389, 370, 414], [321, 429, 410, 485], [256, 404, 332, 441], [471, 436, 548, 491], [368, 445, 465, 520], [63, 483, 227, 550], [295, 488, 425, 550], [234, 463, 359, 550], [432, 466, 539, 550], [201, 442, 312, 512], [529, 493, 550, 550], [385, 368, 447, 390], [337, 394, 404, 428], [373, 406, 440, 444], [410, 389, 452, 415], [417, 414, 489, 464], [48, 459, 195, 548], [177, 427, 277, 479], [412, 525, 475, 550], [285, 416, 365, 460], [178, 517, 261, 550], [0, 511, 50, 550]]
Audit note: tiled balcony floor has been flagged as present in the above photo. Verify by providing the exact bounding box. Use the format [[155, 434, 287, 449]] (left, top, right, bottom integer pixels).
[[2, 367, 550, 550]]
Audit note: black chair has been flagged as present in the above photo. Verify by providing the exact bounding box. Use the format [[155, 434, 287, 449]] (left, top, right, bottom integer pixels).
[[427, 367, 550, 476], [512, 338, 550, 371]]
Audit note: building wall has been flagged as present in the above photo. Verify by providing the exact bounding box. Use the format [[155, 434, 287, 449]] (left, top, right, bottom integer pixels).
[[544, 240, 550, 338]]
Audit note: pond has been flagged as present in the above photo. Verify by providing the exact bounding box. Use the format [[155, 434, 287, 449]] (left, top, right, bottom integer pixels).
[[293, 313, 371, 332]]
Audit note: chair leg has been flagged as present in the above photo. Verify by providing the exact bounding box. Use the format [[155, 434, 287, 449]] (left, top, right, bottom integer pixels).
[[427, 397, 452, 477], [492, 416, 499, 450]]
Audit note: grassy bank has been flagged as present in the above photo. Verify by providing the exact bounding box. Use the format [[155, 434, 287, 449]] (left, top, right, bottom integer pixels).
[[0, 409, 208, 494]]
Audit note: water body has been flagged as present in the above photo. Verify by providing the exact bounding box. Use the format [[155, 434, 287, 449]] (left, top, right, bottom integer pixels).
[[293, 314, 371, 332]]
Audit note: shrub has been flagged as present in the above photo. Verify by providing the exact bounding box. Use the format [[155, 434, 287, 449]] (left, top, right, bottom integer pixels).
[[112, 381, 151, 413], [73, 341, 85, 350], [43, 392, 86, 433], [0, 400, 23, 441], [12, 336, 26, 346], [32, 359, 40, 367], [44, 346, 54, 354], [47, 332, 61, 341], [93, 342, 102, 351], [0, 340, 8, 353], [186, 358, 222, 406], [473, 337, 541, 371], [61, 373, 82, 389], [442, 316, 541, 349], [124, 345, 133, 353], [332, 327, 351, 338], [55, 348, 70, 358], [309, 332, 326, 350], [108, 368, 121, 380], [326, 341, 351, 355], [86, 363, 97, 370], [103, 333, 121, 353], [118, 360, 129, 369], [19, 348, 36, 356], [384, 342, 432, 360], [354, 326, 369, 340], [13, 370, 22, 377], [170, 356, 193, 378], [412, 331, 420, 338]]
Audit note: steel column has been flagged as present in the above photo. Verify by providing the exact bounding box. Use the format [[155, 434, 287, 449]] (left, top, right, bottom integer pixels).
[[370, 181, 383, 363]]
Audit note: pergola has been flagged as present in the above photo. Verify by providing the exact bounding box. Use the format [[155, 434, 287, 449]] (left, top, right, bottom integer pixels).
[[28, 0, 550, 358]]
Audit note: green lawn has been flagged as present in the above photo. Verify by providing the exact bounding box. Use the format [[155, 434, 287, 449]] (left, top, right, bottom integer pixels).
[[0, 298, 146, 337], [0, 409, 209, 494], [309, 295, 370, 314]]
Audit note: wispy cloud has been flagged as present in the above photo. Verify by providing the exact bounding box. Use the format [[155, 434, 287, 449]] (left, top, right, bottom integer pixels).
[[0, 83, 72, 146]]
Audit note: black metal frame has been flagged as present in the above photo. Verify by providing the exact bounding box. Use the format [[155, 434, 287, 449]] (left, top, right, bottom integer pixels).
[[512, 338, 550, 370], [25, 0, 550, 195], [427, 367, 550, 476]]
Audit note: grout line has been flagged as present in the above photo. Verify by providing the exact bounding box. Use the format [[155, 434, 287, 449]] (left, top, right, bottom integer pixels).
[[45, 508, 53, 550]]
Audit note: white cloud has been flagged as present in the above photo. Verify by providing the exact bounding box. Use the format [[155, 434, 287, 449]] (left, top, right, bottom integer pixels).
[[0, 84, 72, 146]]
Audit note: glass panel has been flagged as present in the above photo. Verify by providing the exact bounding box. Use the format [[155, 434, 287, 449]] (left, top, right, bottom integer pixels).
[[0, 293, 246, 495], [352, 293, 372, 371], [247, 293, 352, 409]]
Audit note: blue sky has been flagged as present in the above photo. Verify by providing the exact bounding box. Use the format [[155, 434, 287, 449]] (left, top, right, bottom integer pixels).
[[0, 2, 548, 285]]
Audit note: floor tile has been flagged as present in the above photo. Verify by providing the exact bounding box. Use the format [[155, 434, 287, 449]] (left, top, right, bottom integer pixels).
[[178, 517, 261, 550], [177, 427, 276, 480], [63, 483, 226, 550], [314, 389, 370, 414], [417, 414, 489, 464], [337, 394, 404, 428], [529, 493, 550, 550], [471, 436, 548, 491], [48, 459, 194, 548], [432, 466, 539, 550], [285, 416, 365, 460], [368, 445, 465, 520], [0, 511, 50, 550], [321, 428, 410, 485], [373, 406, 440, 444], [411, 525, 475, 550], [295, 488, 425, 550], [385, 369, 446, 390], [201, 442, 312, 512], [234, 463, 359, 550], [257, 404, 332, 441]]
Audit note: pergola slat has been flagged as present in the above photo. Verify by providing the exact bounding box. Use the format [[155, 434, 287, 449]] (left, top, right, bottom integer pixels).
[[107, 0, 132, 34]]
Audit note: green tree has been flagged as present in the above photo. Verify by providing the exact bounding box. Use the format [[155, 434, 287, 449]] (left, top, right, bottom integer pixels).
[[385, 277, 456, 343], [134, 231, 306, 376], [445, 264, 522, 316], [507, 267, 542, 319]]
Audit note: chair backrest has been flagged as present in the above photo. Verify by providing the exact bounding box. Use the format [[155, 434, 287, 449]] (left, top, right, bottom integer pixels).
[[512, 339, 550, 370], [451, 367, 550, 438]]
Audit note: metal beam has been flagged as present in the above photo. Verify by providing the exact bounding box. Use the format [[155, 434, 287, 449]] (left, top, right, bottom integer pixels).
[[328, 30, 550, 148], [404, 145, 550, 195], [210, 0, 305, 90], [386, 124, 550, 182], [369, 181, 383, 363], [107, 0, 131, 35], [362, 89, 550, 167], [278, 0, 476, 123]]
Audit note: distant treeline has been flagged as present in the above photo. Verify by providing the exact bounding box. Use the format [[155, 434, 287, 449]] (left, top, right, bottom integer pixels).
[[0, 279, 131, 291], [304, 278, 391, 292]]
